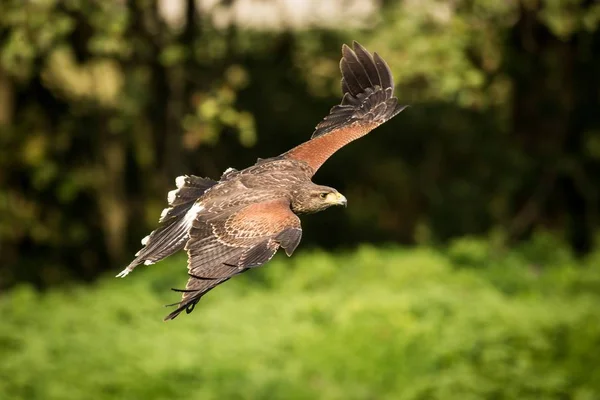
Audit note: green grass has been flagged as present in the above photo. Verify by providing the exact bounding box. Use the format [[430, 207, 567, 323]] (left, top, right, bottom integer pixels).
[[1, 243, 600, 400]]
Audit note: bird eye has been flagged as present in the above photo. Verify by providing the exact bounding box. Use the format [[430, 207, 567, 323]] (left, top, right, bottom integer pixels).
[[319, 193, 328, 199]]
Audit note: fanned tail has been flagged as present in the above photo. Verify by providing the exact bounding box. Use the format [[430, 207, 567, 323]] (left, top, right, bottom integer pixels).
[[116, 175, 217, 278]]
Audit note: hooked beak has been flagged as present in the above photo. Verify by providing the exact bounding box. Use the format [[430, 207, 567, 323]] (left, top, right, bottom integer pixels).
[[335, 192, 347, 207]]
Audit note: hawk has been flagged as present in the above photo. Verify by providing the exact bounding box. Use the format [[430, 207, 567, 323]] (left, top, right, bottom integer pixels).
[[117, 41, 407, 320]]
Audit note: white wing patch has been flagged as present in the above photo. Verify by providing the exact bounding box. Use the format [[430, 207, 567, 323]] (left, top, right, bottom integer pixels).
[[220, 167, 239, 180], [185, 203, 204, 224], [167, 189, 178, 204], [116, 202, 205, 278], [158, 175, 195, 223], [159, 207, 170, 222]]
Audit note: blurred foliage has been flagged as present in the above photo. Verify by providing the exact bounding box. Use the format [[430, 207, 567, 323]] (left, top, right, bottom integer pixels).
[[0, 0, 600, 286], [1, 245, 600, 399]]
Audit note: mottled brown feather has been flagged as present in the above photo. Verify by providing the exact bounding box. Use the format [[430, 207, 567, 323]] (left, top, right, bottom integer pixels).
[[164, 199, 301, 320]]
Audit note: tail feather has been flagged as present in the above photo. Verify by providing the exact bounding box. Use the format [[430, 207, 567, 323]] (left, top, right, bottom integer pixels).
[[116, 175, 217, 278]]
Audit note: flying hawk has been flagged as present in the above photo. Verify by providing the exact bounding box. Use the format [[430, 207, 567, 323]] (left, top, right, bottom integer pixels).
[[117, 41, 407, 320]]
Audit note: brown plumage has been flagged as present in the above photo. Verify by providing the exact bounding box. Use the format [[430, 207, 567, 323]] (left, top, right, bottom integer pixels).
[[116, 41, 407, 320]]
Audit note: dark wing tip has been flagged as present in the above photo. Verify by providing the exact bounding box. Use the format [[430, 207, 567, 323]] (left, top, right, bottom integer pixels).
[[372, 52, 394, 91], [163, 298, 198, 321], [339, 42, 394, 96], [163, 307, 181, 321], [339, 42, 398, 97], [163, 308, 183, 321], [310, 42, 406, 139]]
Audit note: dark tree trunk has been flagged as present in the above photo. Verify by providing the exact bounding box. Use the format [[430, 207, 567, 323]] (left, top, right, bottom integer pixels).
[[507, 0, 600, 254]]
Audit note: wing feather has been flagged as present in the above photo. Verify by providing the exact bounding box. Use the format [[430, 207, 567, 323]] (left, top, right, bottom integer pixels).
[[163, 198, 302, 320], [373, 52, 394, 91], [352, 42, 380, 87], [116, 175, 216, 278], [340, 43, 371, 93], [283, 41, 407, 174]]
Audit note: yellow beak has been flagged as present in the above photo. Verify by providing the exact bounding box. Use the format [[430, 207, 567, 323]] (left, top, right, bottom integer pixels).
[[328, 192, 348, 207]]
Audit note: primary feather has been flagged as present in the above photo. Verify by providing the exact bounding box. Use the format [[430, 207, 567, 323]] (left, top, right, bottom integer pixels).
[[283, 41, 407, 173]]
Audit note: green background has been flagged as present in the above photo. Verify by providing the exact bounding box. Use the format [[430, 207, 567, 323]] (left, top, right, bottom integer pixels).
[[1, 1, 600, 398]]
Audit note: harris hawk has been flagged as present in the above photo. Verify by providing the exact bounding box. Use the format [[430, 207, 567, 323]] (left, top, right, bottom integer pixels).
[[117, 41, 407, 320]]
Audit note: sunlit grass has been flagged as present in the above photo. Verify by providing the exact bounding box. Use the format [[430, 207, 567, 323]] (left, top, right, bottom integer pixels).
[[1, 245, 600, 400]]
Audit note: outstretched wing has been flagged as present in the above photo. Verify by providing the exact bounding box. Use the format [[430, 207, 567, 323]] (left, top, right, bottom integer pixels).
[[164, 198, 302, 320], [116, 175, 217, 278], [284, 41, 407, 174]]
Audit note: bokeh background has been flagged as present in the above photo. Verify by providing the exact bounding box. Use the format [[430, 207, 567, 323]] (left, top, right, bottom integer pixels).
[[1, 0, 600, 399]]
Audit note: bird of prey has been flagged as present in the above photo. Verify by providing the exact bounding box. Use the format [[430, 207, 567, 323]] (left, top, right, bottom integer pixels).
[[117, 41, 407, 320]]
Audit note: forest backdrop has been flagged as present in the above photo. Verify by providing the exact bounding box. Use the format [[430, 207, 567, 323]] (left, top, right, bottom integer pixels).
[[2, 1, 600, 399], [1, 0, 600, 287]]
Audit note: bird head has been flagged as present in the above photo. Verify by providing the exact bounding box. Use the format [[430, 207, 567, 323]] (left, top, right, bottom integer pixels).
[[290, 184, 347, 214]]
